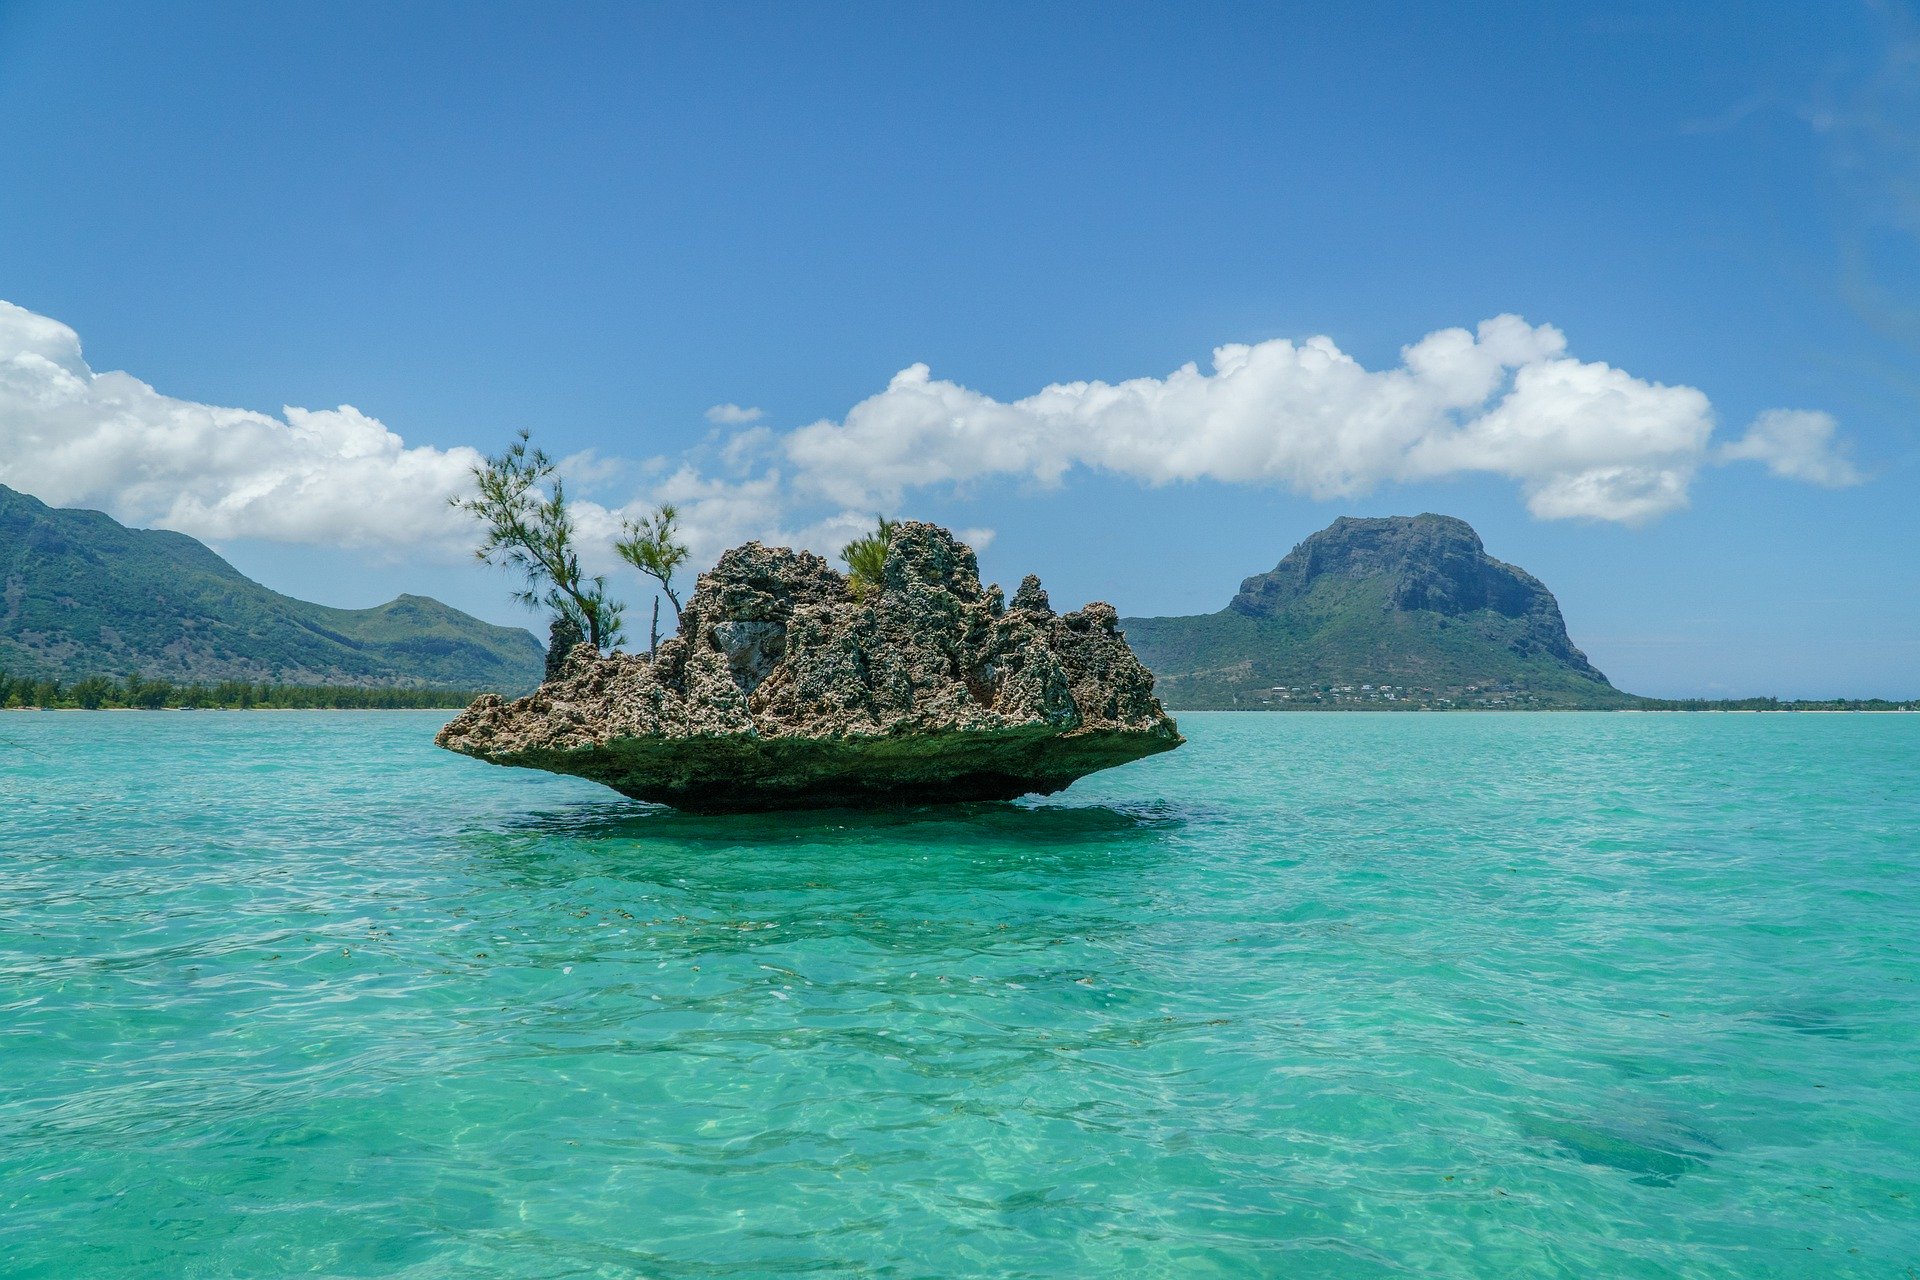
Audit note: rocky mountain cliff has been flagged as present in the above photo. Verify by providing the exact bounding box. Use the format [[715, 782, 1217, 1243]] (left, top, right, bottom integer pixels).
[[1122, 514, 1632, 709], [0, 483, 543, 690]]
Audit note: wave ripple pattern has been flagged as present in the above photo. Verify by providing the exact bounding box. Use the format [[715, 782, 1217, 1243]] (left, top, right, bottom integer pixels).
[[1, 711, 1916, 1277]]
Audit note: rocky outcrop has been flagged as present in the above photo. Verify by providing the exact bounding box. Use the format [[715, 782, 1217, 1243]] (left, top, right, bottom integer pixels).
[[437, 522, 1183, 811], [544, 615, 584, 682]]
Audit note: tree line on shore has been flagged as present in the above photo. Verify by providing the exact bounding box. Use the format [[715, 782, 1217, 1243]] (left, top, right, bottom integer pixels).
[[1634, 696, 1919, 712], [0, 671, 477, 710]]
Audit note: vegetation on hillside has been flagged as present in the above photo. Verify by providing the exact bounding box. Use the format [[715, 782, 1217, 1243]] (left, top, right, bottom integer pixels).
[[0, 484, 544, 690], [1122, 514, 1632, 710], [0, 670, 476, 710], [1124, 577, 1635, 710]]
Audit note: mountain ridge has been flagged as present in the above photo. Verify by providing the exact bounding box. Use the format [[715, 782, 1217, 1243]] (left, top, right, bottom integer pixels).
[[0, 483, 544, 690], [1122, 513, 1634, 709]]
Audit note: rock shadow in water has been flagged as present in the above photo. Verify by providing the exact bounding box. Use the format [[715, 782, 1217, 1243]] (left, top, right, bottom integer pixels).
[[462, 799, 1191, 896], [500, 797, 1186, 846], [1515, 1110, 1720, 1187], [1752, 1003, 1860, 1039]]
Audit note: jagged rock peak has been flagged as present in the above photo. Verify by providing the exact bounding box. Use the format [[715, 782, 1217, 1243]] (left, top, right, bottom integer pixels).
[[544, 615, 585, 682], [439, 521, 1182, 811], [1010, 574, 1052, 616]]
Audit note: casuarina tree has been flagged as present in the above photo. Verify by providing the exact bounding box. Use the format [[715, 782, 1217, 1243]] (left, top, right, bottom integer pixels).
[[453, 430, 624, 651], [615, 504, 690, 656]]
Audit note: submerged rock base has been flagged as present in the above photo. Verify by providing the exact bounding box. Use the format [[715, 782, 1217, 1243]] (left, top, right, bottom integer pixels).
[[437, 522, 1182, 812], [456, 723, 1176, 813]]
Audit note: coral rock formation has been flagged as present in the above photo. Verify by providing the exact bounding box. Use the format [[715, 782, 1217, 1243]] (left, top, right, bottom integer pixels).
[[437, 522, 1182, 811]]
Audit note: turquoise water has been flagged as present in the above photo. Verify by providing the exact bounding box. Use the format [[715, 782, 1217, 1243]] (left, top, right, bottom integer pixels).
[[2, 712, 1916, 1278]]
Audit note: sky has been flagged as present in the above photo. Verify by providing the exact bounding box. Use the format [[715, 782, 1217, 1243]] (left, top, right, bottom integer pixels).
[[1, 0, 1916, 698]]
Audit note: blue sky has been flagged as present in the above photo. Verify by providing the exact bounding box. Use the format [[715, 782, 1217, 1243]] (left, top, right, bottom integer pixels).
[[1, 1, 1915, 697]]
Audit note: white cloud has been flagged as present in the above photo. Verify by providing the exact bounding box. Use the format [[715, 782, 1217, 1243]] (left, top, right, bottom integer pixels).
[[555, 448, 627, 487], [0, 299, 1863, 587], [0, 300, 481, 551], [0, 300, 879, 580], [1720, 409, 1864, 488], [705, 402, 763, 425], [719, 425, 776, 471], [783, 315, 1745, 524], [586, 474, 883, 578]]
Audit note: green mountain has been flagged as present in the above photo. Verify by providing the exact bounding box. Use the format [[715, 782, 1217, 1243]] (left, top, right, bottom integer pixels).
[[0, 484, 543, 690], [1122, 514, 1635, 709]]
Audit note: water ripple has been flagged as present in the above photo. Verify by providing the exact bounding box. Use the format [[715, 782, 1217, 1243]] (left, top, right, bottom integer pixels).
[[2, 710, 1916, 1277]]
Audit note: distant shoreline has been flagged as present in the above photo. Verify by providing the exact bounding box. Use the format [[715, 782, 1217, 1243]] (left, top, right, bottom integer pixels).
[[1617, 708, 1918, 715], [0, 705, 466, 713], [11, 705, 1911, 717], [0, 674, 493, 712], [1165, 706, 1920, 715]]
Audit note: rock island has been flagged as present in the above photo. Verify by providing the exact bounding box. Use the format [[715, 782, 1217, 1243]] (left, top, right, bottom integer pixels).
[[437, 522, 1182, 811]]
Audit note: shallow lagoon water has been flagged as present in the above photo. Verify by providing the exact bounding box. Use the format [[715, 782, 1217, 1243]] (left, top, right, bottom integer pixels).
[[2, 710, 1916, 1277]]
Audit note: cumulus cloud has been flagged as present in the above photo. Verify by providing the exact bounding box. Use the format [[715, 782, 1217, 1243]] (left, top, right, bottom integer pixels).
[[588, 473, 911, 574], [783, 315, 1744, 524], [1720, 409, 1864, 488], [0, 300, 890, 574], [0, 299, 1865, 585], [554, 448, 628, 487], [0, 300, 481, 551]]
